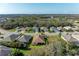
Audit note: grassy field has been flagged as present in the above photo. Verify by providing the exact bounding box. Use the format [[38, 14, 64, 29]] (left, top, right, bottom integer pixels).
[[11, 45, 45, 56], [8, 29, 16, 32], [21, 45, 45, 55]]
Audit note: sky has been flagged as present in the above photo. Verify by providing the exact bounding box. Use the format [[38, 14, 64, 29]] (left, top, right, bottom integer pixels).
[[0, 3, 79, 14]]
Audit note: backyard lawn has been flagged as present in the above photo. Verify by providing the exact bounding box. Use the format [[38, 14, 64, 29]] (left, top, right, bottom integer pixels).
[[11, 45, 45, 56]]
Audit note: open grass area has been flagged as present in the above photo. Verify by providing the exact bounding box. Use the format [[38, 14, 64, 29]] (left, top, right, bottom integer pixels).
[[25, 31, 34, 33], [8, 29, 16, 32], [11, 45, 45, 56], [48, 35, 61, 43]]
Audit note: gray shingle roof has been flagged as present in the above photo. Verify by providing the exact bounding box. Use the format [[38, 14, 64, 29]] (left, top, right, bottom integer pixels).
[[3, 32, 32, 43], [0, 45, 11, 56], [4, 32, 20, 41], [18, 35, 32, 43]]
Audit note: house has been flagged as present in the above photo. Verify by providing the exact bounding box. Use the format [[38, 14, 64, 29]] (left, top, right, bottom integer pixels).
[[40, 27, 48, 32], [57, 27, 63, 31], [0, 45, 11, 56], [18, 35, 32, 43], [0, 18, 6, 23], [33, 27, 40, 32], [1, 33, 32, 47], [63, 26, 72, 30], [32, 34, 46, 45], [61, 32, 79, 46], [3, 32, 20, 42], [17, 35, 32, 47], [51, 16, 54, 19], [50, 27, 60, 33], [71, 26, 79, 31], [3, 32, 32, 42], [50, 27, 55, 32]]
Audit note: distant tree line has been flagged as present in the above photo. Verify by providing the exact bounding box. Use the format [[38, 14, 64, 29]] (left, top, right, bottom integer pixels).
[[0, 16, 73, 29]]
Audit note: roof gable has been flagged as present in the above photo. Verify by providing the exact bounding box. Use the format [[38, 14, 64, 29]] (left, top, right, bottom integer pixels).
[[32, 34, 45, 45], [18, 35, 32, 43]]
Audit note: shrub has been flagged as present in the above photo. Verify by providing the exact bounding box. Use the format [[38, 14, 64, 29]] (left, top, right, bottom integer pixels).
[[10, 48, 24, 56], [0, 41, 28, 49]]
